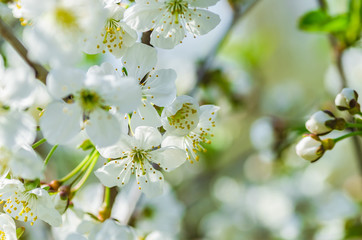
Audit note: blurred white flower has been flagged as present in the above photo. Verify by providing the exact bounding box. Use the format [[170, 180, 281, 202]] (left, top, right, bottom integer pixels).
[[40, 64, 140, 147], [19, 0, 106, 67], [0, 213, 17, 240], [0, 179, 62, 226]]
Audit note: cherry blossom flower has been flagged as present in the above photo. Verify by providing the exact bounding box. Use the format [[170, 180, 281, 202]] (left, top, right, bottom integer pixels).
[[0, 213, 17, 240], [83, 1, 138, 58], [95, 126, 186, 197], [124, 0, 221, 49], [0, 179, 62, 226], [161, 95, 219, 163], [40, 64, 141, 147], [121, 43, 177, 130]]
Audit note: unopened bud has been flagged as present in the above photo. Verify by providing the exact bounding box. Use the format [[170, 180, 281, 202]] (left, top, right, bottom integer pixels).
[[49, 180, 61, 191], [296, 134, 334, 162], [305, 110, 346, 135], [59, 185, 71, 200], [335, 88, 360, 114]]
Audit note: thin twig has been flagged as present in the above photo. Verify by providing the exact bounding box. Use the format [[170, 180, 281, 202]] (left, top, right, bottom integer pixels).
[[0, 18, 48, 82], [191, 0, 261, 96]]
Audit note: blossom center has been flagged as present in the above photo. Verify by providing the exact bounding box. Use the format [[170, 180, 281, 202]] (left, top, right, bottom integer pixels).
[[168, 103, 199, 132], [54, 7, 78, 31], [106, 18, 121, 35], [77, 89, 103, 113], [1, 192, 38, 226], [129, 148, 149, 175], [166, 0, 188, 17]]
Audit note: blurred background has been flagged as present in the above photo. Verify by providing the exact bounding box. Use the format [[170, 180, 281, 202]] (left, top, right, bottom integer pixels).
[[3, 0, 362, 239]]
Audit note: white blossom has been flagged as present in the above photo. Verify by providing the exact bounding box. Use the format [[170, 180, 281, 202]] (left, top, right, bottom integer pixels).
[[161, 95, 219, 163], [0, 213, 17, 240], [0, 179, 62, 226], [121, 43, 177, 130], [124, 0, 221, 49], [95, 126, 186, 197], [65, 219, 136, 240], [19, 0, 107, 67], [40, 64, 141, 147], [83, 2, 138, 58]]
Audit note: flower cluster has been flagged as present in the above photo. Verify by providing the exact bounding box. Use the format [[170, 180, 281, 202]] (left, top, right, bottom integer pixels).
[[296, 88, 361, 162], [0, 0, 221, 238]]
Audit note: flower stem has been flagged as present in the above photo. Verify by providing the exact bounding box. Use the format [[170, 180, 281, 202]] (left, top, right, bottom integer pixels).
[[334, 131, 362, 143], [59, 149, 96, 183], [346, 122, 362, 129], [43, 144, 58, 166], [71, 151, 100, 193], [32, 138, 46, 149], [98, 187, 113, 221]]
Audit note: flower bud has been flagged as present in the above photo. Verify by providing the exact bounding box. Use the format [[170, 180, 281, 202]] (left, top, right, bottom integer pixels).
[[296, 135, 334, 162], [305, 110, 346, 135], [335, 88, 360, 114]]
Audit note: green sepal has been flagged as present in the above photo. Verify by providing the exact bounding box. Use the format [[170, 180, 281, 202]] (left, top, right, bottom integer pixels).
[[77, 139, 94, 151], [16, 227, 25, 239]]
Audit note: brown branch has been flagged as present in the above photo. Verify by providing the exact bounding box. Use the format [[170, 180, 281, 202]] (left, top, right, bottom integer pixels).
[[0, 18, 48, 83]]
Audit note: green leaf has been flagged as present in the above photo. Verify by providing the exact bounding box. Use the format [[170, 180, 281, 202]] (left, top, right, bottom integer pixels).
[[299, 10, 349, 33], [345, 0, 362, 45]]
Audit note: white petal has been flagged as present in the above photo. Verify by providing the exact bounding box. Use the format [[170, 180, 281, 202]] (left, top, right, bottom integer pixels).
[[10, 145, 44, 180], [150, 147, 186, 171], [97, 136, 132, 159], [133, 126, 162, 149], [197, 105, 220, 129], [122, 43, 157, 81], [188, 0, 219, 7], [66, 233, 88, 240], [143, 69, 177, 106], [30, 188, 62, 227], [108, 76, 142, 113], [47, 68, 86, 99], [0, 111, 36, 150], [130, 101, 161, 132], [161, 134, 185, 149], [93, 219, 136, 240], [184, 9, 220, 36], [124, 4, 162, 32], [137, 162, 164, 197], [86, 110, 121, 147], [40, 102, 82, 145], [150, 15, 185, 49], [95, 160, 132, 187], [0, 213, 16, 240], [2, 68, 38, 109]]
